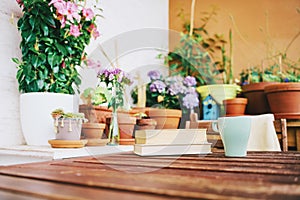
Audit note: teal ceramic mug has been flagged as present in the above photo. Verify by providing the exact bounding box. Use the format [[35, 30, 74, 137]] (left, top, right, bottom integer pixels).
[[212, 116, 252, 157]]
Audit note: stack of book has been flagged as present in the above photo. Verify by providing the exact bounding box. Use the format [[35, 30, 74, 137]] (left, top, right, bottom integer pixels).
[[134, 129, 211, 156]]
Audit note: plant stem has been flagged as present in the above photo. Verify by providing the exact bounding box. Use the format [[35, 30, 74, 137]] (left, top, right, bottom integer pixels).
[[189, 0, 196, 37], [228, 29, 233, 84]]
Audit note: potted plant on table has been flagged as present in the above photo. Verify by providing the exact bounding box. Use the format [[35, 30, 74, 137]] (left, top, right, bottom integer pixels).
[[240, 13, 300, 117], [49, 108, 88, 148], [134, 112, 157, 130], [12, 0, 100, 145], [80, 87, 107, 146], [131, 70, 199, 129], [160, 3, 241, 119], [239, 64, 281, 115], [97, 67, 135, 145], [263, 55, 300, 118]]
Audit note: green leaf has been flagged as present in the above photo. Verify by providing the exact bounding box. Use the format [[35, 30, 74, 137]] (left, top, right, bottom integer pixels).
[[55, 43, 68, 55], [31, 56, 39, 68], [16, 69, 24, 82], [12, 58, 21, 65], [29, 17, 36, 30], [41, 37, 54, 45], [53, 66, 59, 73], [37, 80, 44, 89], [41, 24, 49, 36]]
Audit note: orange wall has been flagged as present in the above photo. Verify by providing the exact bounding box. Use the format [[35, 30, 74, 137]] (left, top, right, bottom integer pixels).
[[169, 0, 300, 80]]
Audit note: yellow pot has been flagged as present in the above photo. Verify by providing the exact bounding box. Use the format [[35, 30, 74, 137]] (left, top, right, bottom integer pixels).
[[197, 84, 241, 104]]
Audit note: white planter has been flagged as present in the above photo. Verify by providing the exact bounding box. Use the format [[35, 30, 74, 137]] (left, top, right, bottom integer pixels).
[[20, 92, 78, 145]]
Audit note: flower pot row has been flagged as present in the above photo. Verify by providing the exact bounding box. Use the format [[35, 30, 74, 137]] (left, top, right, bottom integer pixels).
[[79, 105, 182, 145], [242, 82, 300, 116]]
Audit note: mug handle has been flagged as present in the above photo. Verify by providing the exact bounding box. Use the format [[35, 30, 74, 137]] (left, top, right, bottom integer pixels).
[[211, 121, 219, 132]]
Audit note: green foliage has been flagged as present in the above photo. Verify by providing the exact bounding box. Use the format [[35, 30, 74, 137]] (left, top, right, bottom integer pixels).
[[13, 0, 100, 94], [240, 62, 300, 85], [81, 87, 108, 106], [97, 68, 133, 110], [164, 33, 217, 85], [51, 108, 86, 120], [162, 8, 233, 85]]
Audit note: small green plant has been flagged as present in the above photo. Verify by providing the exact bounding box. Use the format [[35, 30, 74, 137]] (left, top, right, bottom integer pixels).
[[51, 108, 87, 121], [80, 87, 109, 106]]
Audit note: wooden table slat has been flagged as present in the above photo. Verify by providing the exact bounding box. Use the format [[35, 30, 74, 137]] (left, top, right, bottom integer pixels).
[[0, 151, 299, 199]]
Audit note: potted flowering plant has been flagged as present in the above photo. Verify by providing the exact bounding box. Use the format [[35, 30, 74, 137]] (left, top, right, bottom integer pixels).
[[97, 68, 135, 145], [132, 70, 199, 129], [51, 108, 87, 140], [13, 0, 101, 145]]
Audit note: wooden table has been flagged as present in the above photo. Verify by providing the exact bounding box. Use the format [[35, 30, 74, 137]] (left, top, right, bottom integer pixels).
[[0, 151, 299, 199]]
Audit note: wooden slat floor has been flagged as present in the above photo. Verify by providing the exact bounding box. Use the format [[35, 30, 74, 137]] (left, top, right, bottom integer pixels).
[[0, 151, 299, 200]]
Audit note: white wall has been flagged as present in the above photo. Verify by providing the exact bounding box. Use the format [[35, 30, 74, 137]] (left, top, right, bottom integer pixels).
[[81, 0, 170, 104], [0, 1, 24, 145], [0, 0, 169, 146]]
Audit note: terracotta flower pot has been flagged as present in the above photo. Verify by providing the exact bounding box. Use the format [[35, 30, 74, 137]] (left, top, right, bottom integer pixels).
[[264, 83, 300, 116], [82, 123, 107, 146], [82, 123, 106, 138], [118, 114, 137, 139], [145, 108, 182, 129], [242, 82, 275, 115], [136, 118, 157, 130], [223, 98, 248, 116]]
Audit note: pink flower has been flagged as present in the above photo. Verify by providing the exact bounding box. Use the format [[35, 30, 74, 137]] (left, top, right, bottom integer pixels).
[[66, 2, 80, 22], [70, 25, 81, 37], [87, 59, 101, 73], [88, 24, 100, 39], [49, 0, 67, 15], [16, 0, 23, 6], [82, 8, 94, 20], [61, 61, 66, 68], [58, 15, 66, 28], [92, 29, 100, 39]]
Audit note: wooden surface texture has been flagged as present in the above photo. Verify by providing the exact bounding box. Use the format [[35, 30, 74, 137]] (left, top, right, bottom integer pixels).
[[0, 151, 299, 199]]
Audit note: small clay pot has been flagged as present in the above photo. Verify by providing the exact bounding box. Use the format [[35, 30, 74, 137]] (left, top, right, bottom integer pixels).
[[136, 118, 157, 130], [223, 98, 248, 116], [82, 123, 106, 139], [145, 108, 182, 129]]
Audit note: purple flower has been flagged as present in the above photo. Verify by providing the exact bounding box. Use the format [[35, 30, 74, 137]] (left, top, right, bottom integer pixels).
[[108, 73, 114, 81], [150, 80, 166, 93], [182, 92, 199, 109], [184, 76, 197, 87], [148, 70, 162, 80], [283, 78, 289, 82], [97, 67, 132, 86], [186, 87, 196, 94], [167, 82, 185, 95]]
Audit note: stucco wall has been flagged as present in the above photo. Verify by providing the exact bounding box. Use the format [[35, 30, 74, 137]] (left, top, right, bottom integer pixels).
[[169, 0, 300, 79]]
